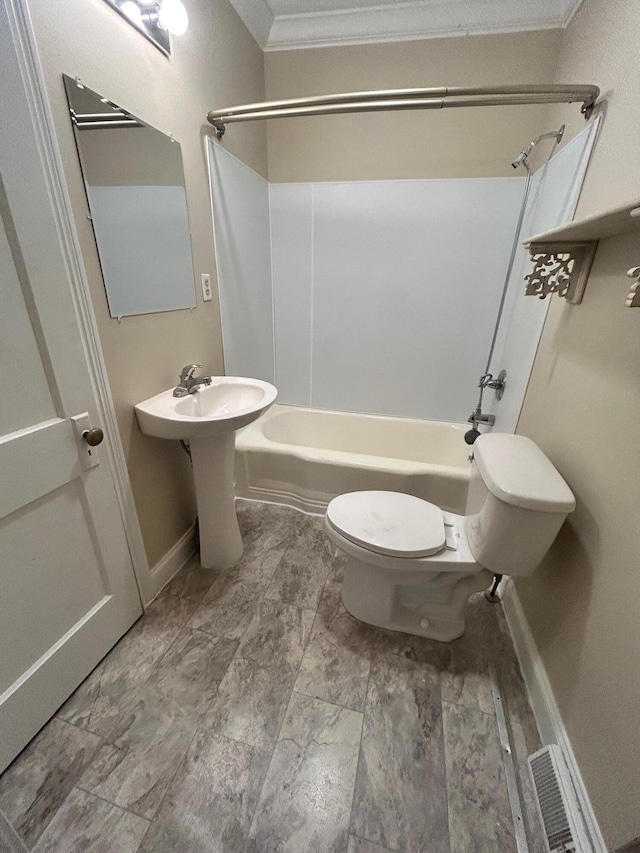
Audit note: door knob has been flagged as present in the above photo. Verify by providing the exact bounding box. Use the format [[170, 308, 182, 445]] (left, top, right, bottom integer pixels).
[[82, 427, 104, 447]]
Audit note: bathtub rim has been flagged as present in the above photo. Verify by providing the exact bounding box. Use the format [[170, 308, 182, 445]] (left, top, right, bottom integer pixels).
[[235, 403, 471, 515], [237, 402, 471, 470]]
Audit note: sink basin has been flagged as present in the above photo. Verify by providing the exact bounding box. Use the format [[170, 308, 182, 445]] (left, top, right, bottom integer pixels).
[[135, 376, 277, 440], [135, 376, 277, 569]]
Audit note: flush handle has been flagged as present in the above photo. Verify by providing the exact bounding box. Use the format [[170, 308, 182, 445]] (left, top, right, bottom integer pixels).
[[82, 427, 104, 447]]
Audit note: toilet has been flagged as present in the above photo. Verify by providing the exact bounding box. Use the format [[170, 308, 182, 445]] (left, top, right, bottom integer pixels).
[[324, 433, 575, 641]]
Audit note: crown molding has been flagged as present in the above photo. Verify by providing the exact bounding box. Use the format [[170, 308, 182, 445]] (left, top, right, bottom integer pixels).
[[230, 0, 584, 52], [563, 0, 586, 26], [231, 0, 273, 48]]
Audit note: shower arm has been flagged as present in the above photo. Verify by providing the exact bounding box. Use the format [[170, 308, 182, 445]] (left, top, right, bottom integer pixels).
[[511, 125, 565, 170]]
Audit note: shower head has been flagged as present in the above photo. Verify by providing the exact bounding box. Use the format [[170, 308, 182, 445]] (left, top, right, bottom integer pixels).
[[511, 152, 528, 170], [511, 124, 565, 171]]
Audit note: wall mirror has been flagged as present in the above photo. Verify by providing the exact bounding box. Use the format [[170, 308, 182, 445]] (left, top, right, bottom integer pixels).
[[63, 75, 196, 318]]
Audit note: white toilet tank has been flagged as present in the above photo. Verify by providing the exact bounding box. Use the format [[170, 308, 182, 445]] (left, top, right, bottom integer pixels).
[[465, 433, 576, 577]]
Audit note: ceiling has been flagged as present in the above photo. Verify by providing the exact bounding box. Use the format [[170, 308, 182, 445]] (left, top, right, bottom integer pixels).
[[228, 0, 584, 52]]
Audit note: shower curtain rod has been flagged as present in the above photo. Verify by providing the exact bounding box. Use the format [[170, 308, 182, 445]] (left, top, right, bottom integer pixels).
[[207, 84, 599, 138]]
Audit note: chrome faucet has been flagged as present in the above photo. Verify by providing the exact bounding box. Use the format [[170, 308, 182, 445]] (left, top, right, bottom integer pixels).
[[468, 410, 496, 427], [173, 364, 212, 397], [464, 370, 507, 444]]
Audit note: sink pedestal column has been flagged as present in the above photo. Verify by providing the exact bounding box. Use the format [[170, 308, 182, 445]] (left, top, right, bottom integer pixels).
[[189, 433, 243, 569]]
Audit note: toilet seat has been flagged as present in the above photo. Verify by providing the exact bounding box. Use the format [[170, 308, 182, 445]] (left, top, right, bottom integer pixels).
[[326, 491, 445, 558]]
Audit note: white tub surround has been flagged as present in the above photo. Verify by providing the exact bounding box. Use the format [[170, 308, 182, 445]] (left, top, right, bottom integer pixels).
[[209, 140, 525, 422], [209, 124, 598, 434], [235, 404, 471, 515]]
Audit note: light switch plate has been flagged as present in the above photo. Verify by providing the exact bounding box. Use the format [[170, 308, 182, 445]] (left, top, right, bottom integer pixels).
[[201, 273, 212, 302]]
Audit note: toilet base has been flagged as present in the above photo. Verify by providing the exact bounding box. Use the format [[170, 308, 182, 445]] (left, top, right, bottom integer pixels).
[[341, 556, 493, 642]]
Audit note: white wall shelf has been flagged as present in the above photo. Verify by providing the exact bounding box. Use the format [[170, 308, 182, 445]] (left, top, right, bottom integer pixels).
[[522, 196, 640, 306]]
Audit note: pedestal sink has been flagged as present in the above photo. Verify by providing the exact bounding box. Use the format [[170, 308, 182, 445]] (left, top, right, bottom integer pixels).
[[135, 377, 277, 568]]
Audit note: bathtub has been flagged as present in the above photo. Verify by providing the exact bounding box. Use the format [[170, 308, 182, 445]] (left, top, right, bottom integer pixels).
[[235, 404, 471, 515]]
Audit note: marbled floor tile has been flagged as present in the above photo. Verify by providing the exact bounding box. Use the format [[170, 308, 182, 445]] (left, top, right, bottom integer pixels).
[[236, 598, 315, 671], [139, 731, 271, 853], [32, 787, 149, 853], [247, 693, 363, 853], [443, 700, 516, 853], [78, 629, 234, 819], [188, 575, 266, 640], [441, 652, 494, 716], [348, 835, 394, 853], [237, 501, 298, 558], [323, 561, 455, 672], [164, 553, 220, 603], [294, 579, 372, 712], [213, 594, 316, 746], [151, 627, 239, 701], [204, 651, 302, 749], [369, 624, 453, 669], [57, 591, 197, 737], [0, 808, 27, 853], [439, 593, 500, 715], [369, 617, 495, 716], [0, 718, 102, 848], [0, 501, 543, 852], [263, 549, 331, 611], [228, 544, 289, 587], [280, 513, 329, 565], [263, 521, 336, 611], [351, 653, 449, 853], [369, 592, 499, 716]]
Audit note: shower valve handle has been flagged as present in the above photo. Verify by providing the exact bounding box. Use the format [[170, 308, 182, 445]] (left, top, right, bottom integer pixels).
[[479, 370, 507, 400]]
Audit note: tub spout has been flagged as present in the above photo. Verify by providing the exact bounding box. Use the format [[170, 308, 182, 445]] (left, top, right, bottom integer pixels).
[[468, 411, 495, 427]]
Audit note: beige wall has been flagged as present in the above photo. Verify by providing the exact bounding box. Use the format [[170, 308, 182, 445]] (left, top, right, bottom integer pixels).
[[516, 1, 640, 848], [542, 0, 640, 218], [27, 0, 266, 573], [264, 30, 563, 182]]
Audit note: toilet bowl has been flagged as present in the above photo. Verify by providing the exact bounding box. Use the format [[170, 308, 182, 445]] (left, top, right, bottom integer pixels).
[[324, 433, 575, 641]]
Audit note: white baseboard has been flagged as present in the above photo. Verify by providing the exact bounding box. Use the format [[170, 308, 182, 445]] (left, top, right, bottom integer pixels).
[[501, 578, 608, 852], [146, 524, 196, 603]]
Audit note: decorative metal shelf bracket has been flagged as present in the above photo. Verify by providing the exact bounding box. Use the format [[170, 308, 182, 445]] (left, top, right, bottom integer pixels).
[[626, 266, 640, 308], [524, 241, 598, 305]]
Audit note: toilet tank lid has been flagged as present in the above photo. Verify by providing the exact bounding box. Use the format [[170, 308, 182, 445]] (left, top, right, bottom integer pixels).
[[473, 434, 576, 513]]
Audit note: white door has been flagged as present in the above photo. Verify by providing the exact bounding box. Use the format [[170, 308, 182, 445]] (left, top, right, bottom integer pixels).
[[0, 0, 142, 772]]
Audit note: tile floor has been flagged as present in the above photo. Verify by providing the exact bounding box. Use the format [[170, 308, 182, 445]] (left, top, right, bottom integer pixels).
[[0, 501, 545, 852]]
